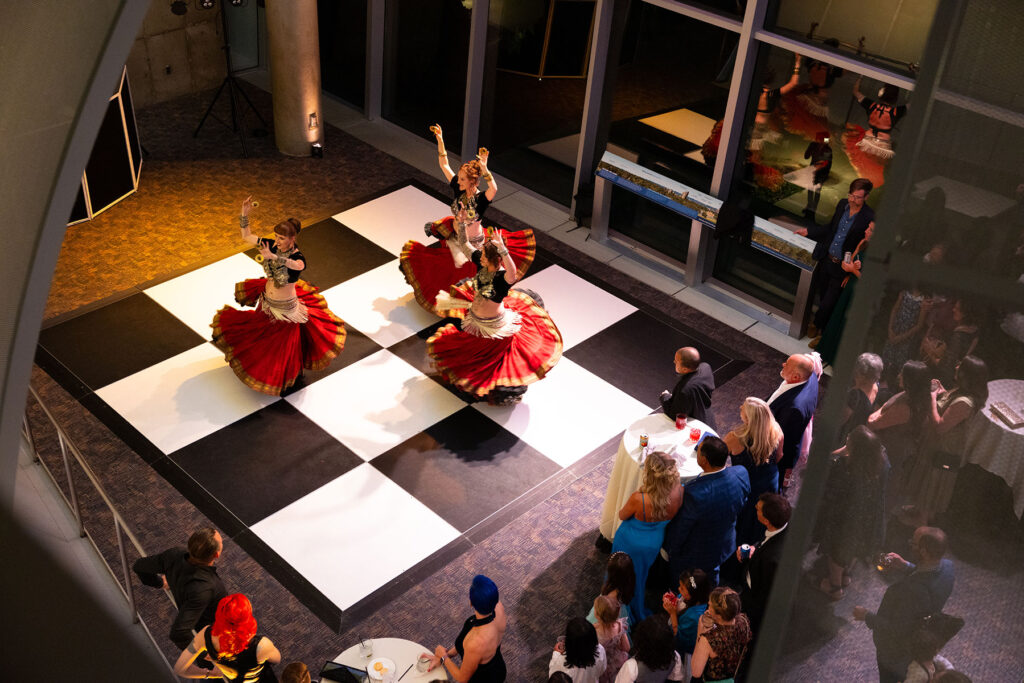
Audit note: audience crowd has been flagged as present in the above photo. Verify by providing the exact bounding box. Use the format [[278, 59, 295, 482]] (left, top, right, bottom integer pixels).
[[132, 229, 1005, 681]]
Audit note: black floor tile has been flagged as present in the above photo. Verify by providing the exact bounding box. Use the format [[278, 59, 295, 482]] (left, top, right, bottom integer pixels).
[[371, 407, 561, 532], [37, 293, 205, 390], [565, 310, 733, 408], [168, 401, 364, 526], [243, 217, 395, 291], [150, 457, 247, 538]]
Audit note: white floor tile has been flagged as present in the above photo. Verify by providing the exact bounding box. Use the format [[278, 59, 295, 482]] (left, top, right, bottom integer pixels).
[[251, 464, 460, 610], [95, 344, 277, 454], [491, 191, 569, 232], [515, 265, 636, 350], [320, 262, 438, 347], [474, 358, 651, 468], [605, 256, 686, 296], [144, 253, 260, 339], [286, 349, 466, 461], [333, 186, 450, 256]]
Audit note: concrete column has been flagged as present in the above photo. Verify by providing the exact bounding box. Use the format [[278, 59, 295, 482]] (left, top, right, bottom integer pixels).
[[265, 0, 322, 156]]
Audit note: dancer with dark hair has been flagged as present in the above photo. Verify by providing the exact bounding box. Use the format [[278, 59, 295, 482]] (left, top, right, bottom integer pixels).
[[174, 594, 280, 680], [427, 575, 507, 682], [427, 235, 562, 404], [212, 197, 345, 395], [843, 78, 908, 187], [401, 124, 536, 315]]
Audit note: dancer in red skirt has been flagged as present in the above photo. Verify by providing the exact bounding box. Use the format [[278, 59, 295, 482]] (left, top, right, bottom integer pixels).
[[212, 197, 346, 396], [428, 235, 562, 405], [842, 79, 907, 189], [400, 124, 536, 316]]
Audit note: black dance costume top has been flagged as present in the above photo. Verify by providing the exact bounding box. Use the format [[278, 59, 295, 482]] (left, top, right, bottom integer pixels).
[[455, 612, 506, 683], [471, 251, 511, 303], [859, 98, 907, 136], [203, 629, 278, 682], [258, 238, 305, 286], [450, 175, 491, 222], [806, 59, 843, 91]]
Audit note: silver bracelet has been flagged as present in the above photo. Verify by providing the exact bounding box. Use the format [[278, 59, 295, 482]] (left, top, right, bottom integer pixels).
[[497, 249, 509, 257], [274, 254, 288, 265]]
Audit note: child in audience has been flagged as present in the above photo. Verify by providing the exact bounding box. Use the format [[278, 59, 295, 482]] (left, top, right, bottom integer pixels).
[[662, 569, 712, 681], [593, 595, 631, 683]]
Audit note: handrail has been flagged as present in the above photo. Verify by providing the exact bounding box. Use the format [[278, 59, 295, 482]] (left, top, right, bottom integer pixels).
[[22, 384, 176, 677]]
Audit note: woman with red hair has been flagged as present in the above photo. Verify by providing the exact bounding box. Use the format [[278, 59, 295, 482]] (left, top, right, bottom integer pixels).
[[400, 124, 536, 316], [174, 593, 281, 680], [212, 196, 346, 396]]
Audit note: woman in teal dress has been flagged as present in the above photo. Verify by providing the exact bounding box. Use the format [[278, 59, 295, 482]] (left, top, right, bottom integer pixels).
[[817, 220, 875, 365], [610, 452, 683, 622]]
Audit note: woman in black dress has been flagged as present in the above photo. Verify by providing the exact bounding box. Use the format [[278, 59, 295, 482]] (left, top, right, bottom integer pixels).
[[427, 575, 507, 682], [174, 594, 280, 681]]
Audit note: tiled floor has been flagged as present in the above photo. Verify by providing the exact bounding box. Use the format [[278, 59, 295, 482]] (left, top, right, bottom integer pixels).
[[37, 183, 753, 626]]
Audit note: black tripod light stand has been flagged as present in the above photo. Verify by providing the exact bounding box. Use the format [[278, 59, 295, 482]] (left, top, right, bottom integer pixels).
[[193, 2, 267, 157]]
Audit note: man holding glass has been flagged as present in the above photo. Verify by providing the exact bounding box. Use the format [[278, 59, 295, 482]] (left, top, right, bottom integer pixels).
[[796, 177, 875, 346]]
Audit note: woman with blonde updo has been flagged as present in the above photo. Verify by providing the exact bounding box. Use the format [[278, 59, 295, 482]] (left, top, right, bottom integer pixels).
[[689, 588, 751, 683], [400, 123, 536, 316], [724, 397, 783, 546], [611, 452, 683, 622]]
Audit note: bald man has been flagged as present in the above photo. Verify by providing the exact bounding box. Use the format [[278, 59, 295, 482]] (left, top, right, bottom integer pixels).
[[660, 347, 716, 431], [766, 354, 819, 490]]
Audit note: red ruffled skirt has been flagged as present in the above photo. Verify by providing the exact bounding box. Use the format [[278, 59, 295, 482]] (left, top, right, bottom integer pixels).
[[400, 216, 536, 315], [211, 278, 346, 395], [781, 90, 830, 141], [842, 124, 889, 189], [426, 282, 562, 400]]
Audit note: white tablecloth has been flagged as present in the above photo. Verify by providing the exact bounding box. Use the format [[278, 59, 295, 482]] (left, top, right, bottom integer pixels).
[[911, 176, 1017, 218], [599, 413, 716, 540], [335, 637, 446, 681], [964, 379, 1024, 518]]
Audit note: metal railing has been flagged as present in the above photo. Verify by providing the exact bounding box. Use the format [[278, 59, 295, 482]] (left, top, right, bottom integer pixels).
[[21, 384, 176, 677]]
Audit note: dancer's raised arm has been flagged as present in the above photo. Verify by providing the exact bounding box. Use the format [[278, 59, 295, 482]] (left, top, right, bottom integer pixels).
[[432, 124, 455, 181], [239, 195, 259, 245]]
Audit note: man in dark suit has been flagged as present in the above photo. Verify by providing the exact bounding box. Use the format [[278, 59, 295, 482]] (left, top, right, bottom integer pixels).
[[737, 493, 791, 633], [133, 527, 227, 651], [767, 354, 819, 491], [854, 527, 955, 683], [659, 436, 749, 585], [659, 346, 717, 431], [796, 177, 875, 344]]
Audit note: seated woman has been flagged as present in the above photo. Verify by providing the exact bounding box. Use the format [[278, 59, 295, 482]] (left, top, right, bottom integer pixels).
[[902, 355, 989, 525], [401, 125, 535, 316], [173, 594, 281, 681], [689, 588, 751, 683], [614, 616, 684, 682], [587, 552, 635, 628], [427, 236, 562, 405], [213, 197, 346, 396], [427, 575, 507, 682], [549, 617, 607, 683], [661, 568, 712, 680], [813, 426, 889, 600], [724, 398, 783, 546], [920, 299, 981, 388], [611, 452, 683, 622]]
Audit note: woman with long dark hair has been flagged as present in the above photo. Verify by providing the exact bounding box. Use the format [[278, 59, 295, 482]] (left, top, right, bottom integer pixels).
[[400, 125, 535, 316], [613, 616, 684, 682], [587, 552, 635, 627], [549, 617, 607, 682], [427, 236, 562, 404], [212, 197, 345, 395], [174, 594, 280, 680], [814, 426, 890, 600], [867, 360, 932, 482]]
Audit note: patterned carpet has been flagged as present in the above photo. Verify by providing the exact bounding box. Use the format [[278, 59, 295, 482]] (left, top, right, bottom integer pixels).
[[33, 83, 1024, 681]]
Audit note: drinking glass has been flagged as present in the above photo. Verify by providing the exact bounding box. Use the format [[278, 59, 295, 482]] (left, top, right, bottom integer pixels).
[[359, 638, 373, 659]]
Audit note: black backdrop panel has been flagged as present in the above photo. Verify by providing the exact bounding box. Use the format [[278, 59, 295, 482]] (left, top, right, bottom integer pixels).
[[69, 181, 89, 224], [121, 78, 141, 183], [84, 98, 135, 212]]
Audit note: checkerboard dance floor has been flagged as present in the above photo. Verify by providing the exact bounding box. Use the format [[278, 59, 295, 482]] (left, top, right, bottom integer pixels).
[[38, 181, 750, 627]]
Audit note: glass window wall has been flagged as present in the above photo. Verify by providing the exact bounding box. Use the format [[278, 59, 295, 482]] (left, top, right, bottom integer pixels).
[[478, 0, 597, 205], [607, 184, 691, 264], [383, 0, 470, 153], [606, 3, 734, 195], [318, 0, 367, 109]]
